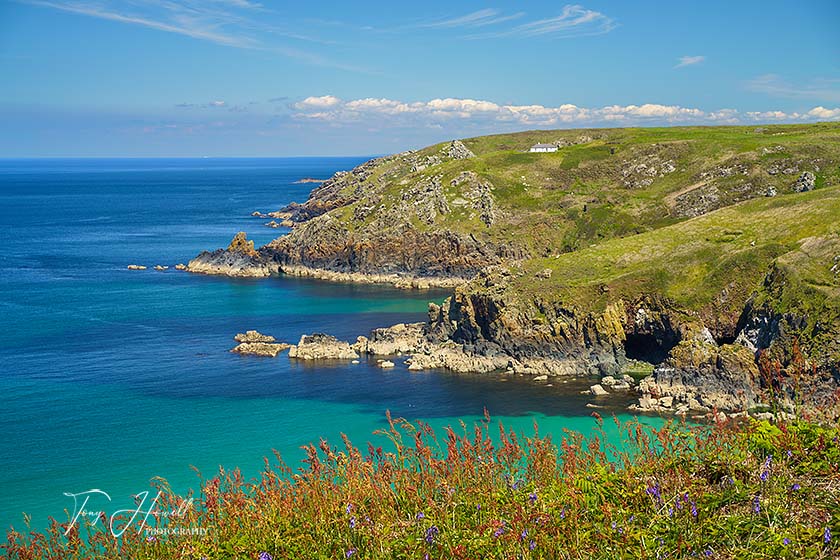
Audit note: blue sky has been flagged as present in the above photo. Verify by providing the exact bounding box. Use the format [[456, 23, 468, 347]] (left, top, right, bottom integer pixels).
[[1, 0, 838, 156]]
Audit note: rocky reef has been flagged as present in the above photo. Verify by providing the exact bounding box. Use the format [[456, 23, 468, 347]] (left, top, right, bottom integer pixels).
[[230, 330, 290, 357], [288, 334, 360, 360]]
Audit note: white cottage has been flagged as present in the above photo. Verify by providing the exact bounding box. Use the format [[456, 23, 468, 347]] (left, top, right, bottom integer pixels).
[[529, 143, 558, 153]]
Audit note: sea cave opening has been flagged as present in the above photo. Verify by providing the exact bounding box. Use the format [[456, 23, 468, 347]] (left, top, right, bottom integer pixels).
[[623, 333, 674, 365]]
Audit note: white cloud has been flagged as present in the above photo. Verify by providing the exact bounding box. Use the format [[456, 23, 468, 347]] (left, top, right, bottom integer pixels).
[[808, 106, 840, 119], [473, 4, 616, 39], [675, 55, 705, 68], [416, 9, 525, 29], [290, 94, 840, 127], [294, 95, 342, 109]]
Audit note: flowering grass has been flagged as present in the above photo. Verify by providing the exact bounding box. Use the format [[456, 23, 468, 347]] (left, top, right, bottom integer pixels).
[[4, 412, 839, 559]]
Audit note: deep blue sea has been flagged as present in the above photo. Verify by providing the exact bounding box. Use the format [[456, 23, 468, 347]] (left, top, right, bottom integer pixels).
[[0, 158, 664, 533]]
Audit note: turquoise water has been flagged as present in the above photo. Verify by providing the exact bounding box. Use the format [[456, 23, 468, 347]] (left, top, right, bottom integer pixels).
[[0, 158, 664, 533]]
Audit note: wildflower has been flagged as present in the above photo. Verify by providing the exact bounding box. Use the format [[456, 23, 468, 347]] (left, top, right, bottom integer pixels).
[[259, 553, 273, 560], [791, 483, 801, 491], [760, 456, 772, 482], [559, 507, 566, 520], [787, 450, 793, 458], [783, 538, 790, 545], [146, 536, 157, 543], [528, 491, 537, 504], [345, 548, 356, 558], [425, 525, 439, 545], [529, 539, 536, 550], [349, 516, 356, 529], [345, 503, 353, 514], [493, 526, 505, 538], [520, 529, 528, 540], [646, 483, 662, 503], [704, 550, 712, 557], [691, 501, 698, 518], [416, 512, 425, 520], [825, 526, 831, 544], [752, 495, 760, 515]]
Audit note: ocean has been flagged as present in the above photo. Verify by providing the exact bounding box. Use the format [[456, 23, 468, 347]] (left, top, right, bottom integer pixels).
[[0, 157, 665, 533]]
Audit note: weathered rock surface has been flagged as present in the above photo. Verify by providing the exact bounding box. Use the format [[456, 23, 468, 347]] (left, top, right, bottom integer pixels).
[[187, 232, 273, 278], [127, 264, 146, 270], [231, 342, 290, 357], [794, 171, 816, 192], [234, 330, 276, 343], [288, 334, 359, 360]]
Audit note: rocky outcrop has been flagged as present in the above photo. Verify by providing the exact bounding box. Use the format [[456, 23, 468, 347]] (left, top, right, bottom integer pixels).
[[187, 232, 273, 278], [446, 140, 475, 160], [288, 334, 359, 360], [234, 330, 276, 343], [230, 330, 289, 356], [632, 341, 760, 414], [264, 214, 523, 281], [231, 342, 290, 357], [794, 171, 816, 192], [127, 265, 147, 270]]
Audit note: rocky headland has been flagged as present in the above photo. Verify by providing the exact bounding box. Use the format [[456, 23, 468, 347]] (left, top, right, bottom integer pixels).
[[190, 124, 840, 420]]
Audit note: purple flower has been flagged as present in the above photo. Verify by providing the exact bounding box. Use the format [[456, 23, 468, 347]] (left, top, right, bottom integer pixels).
[[425, 525, 439, 545], [825, 526, 831, 544], [146, 536, 157, 543], [416, 512, 425, 520], [787, 450, 793, 458], [528, 492, 537, 504], [752, 495, 761, 515], [529, 539, 536, 550], [259, 553, 273, 560], [493, 526, 504, 538], [345, 503, 353, 514], [646, 483, 662, 503], [704, 550, 712, 557], [345, 548, 356, 558], [520, 529, 528, 540], [691, 501, 698, 518], [349, 516, 356, 529], [783, 538, 790, 545], [760, 456, 772, 482], [791, 483, 801, 491]]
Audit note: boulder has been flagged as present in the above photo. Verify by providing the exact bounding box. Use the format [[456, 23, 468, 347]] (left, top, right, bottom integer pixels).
[[590, 384, 608, 396], [127, 265, 146, 270], [175, 263, 187, 270], [378, 360, 396, 369]]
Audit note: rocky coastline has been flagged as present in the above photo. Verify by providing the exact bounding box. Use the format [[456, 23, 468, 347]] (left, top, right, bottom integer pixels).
[[189, 126, 840, 422]]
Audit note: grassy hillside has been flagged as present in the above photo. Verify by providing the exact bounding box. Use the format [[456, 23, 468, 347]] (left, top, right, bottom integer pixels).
[[327, 122, 840, 257]]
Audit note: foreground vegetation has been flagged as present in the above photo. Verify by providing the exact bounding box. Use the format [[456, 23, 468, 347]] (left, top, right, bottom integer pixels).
[[5, 413, 839, 559]]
